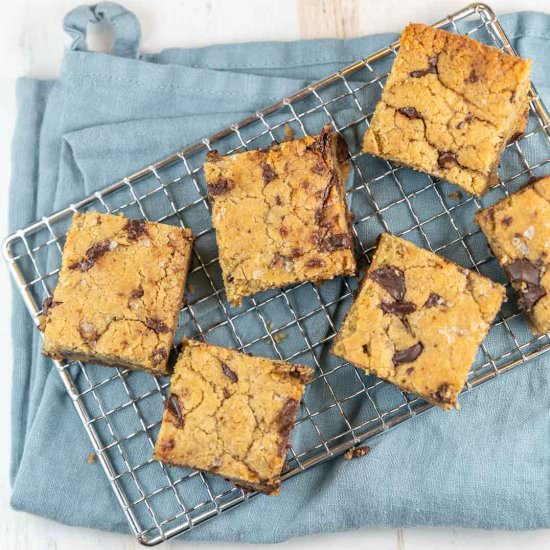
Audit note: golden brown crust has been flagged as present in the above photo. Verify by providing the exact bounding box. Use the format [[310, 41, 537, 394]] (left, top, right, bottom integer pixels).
[[204, 126, 357, 305], [332, 233, 505, 409], [363, 23, 532, 196], [41, 212, 194, 374], [475, 176, 550, 334], [153, 339, 313, 495]]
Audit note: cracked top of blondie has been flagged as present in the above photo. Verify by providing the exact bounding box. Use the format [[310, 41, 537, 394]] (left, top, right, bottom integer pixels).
[[363, 23, 531, 196], [203, 126, 357, 305], [42, 212, 193, 374], [332, 233, 506, 409], [153, 339, 313, 495]]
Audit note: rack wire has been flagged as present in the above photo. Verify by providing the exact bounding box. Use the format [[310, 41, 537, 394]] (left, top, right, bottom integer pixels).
[[4, 3, 550, 546]]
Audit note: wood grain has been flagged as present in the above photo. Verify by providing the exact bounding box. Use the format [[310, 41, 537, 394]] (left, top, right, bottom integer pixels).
[[297, 0, 359, 39]]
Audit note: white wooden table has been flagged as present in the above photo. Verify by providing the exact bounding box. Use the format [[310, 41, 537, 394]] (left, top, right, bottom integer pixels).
[[1, 1, 550, 548]]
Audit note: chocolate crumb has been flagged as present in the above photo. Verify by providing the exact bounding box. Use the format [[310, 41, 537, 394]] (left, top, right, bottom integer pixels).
[[305, 258, 326, 268], [145, 317, 170, 334], [42, 297, 62, 315], [161, 439, 175, 452], [277, 398, 298, 457], [380, 301, 416, 315], [125, 219, 148, 241], [508, 132, 524, 143], [261, 162, 277, 184], [393, 342, 424, 366], [437, 151, 458, 169], [69, 239, 111, 271], [208, 177, 235, 197], [369, 266, 406, 301], [424, 292, 446, 308], [397, 107, 423, 120], [465, 69, 479, 83], [502, 216, 513, 227], [279, 226, 288, 237], [223, 388, 231, 399], [151, 346, 168, 366], [432, 382, 453, 405], [128, 288, 144, 308], [221, 361, 238, 383], [410, 55, 438, 78], [166, 393, 184, 428], [343, 445, 370, 460]]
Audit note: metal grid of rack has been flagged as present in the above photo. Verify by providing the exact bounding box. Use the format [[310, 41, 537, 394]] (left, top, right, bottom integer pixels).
[[4, 3, 550, 546]]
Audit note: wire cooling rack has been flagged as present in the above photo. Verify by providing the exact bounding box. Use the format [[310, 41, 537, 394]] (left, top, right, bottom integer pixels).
[[4, 3, 550, 546]]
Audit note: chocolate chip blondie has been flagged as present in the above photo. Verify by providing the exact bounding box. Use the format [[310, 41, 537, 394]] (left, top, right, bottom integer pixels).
[[362, 23, 531, 196], [41, 212, 194, 375], [332, 233, 505, 409], [153, 339, 313, 494], [203, 126, 357, 305], [475, 176, 550, 334]]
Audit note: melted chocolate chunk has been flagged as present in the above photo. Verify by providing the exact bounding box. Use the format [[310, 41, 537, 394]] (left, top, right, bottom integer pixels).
[[277, 398, 298, 457], [166, 393, 184, 428], [392, 342, 424, 366], [520, 284, 547, 311], [221, 361, 238, 383], [151, 346, 168, 366], [305, 258, 326, 268], [314, 173, 337, 225], [42, 297, 62, 315], [307, 126, 332, 158], [208, 177, 235, 197], [145, 317, 170, 334], [380, 301, 416, 315], [502, 216, 513, 227], [320, 233, 352, 252], [369, 266, 406, 301], [465, 69, 478, 83], [410, 56, 438, 78], [432, 382, 452, 405], [504, 259, 542, 286], [125, 220, 148, 241], [261, 162, 277, 184], [69, 239, 111, 271], [424, 292, 446, 308], [397, 107, 423, 120], [437, 151, 458, 169]]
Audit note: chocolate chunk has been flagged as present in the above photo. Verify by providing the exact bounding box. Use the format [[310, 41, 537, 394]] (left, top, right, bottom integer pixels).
[[465, 69, 478, 83], [69, 239, 111, 271], [166, 393, 184, 428], [520, 284, 547, 311], [314, 173, 337, 225], [424, 292, 446, 308], [277, 398, 298, 457], [406, 367, 415, 375], [320, 233, 352, 252], [362, 344, 369, 354], [311, 160, 326, 175], [335, 134, 349, 165], [305, 258, 326, 268], [502, 216, 513, 227], [505, 259, 548, 311], [397, 107, 423, 120], [223, 388, 231, 399], [380, 301, 416, 315], [221, 361, 238, 383], [392, 342, 424, 366], [307, 126, 332, 158], [432, 382, 453, 405], [151, 346, 168, 366], [161, 439, 175, 452], [279, 226, 288, 237], [343, 445, 370, 460], [508, 131, 523, 143], [437, 151, 458, 169], [145, 317, 170, 333], [208, 177, 235, 197], [130, 289, 144, 300], [275, 195, 283, 206], [42, 297, 62, 315], [78, 320, 100, 343], [410, 55, 438, 78], [291, 247, 303, 258], [456, 114, 473, 129], [261, 162, 277, 184], [369, 266, 406, 301], [125, 220, 148, 241]]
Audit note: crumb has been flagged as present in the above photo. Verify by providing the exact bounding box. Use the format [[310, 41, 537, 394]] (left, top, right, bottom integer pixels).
[[283, 124, 294, 141], [343, 445, 370, 460], [87, 452, 97, 464], [448, 191, 462, 201], [188, 283, 194, 294], [274, 332, 287, 342]]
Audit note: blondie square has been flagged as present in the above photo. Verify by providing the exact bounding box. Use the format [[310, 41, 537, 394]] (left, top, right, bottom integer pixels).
[[332, 233, 505, 409], [42, 212, 194, 375], [363, 23, 531, 196], [476, 176, 550, 334], [153, 339, 313, 494], [203, 126, 357, 305]]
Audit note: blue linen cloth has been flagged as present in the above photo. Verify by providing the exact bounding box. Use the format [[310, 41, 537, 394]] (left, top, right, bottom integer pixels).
[[8, 3, 550, 541]]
